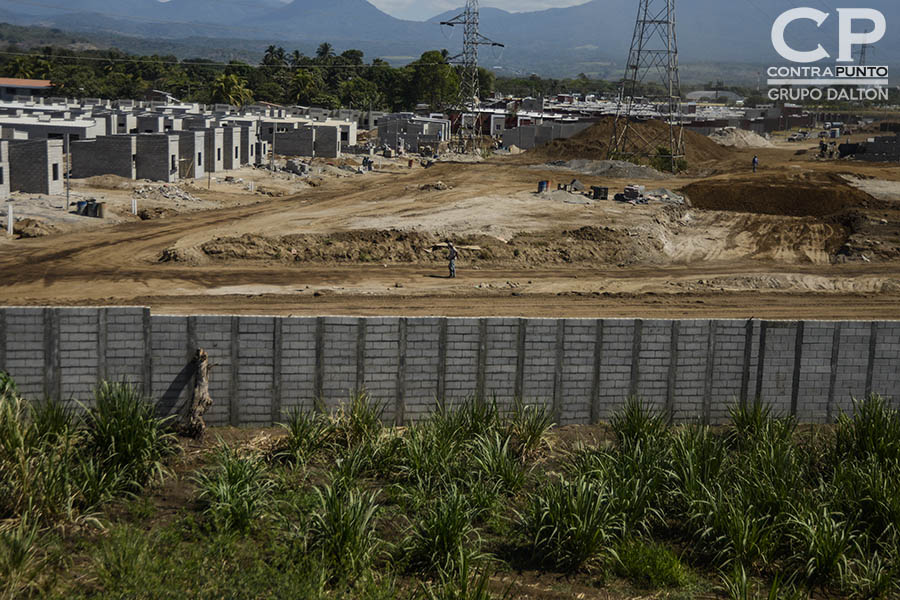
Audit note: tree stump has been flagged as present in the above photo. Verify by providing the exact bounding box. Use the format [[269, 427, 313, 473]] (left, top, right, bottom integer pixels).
[[178, 349, 213, 439]]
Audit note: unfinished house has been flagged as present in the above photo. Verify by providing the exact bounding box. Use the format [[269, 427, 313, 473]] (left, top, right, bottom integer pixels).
[[222, 126, 241, 170], [274, 126, 315, 157], [240, 126, 259, 165], [377, 115, 449, 153], [176, 131, 206, 179], [137, 114, 165, 133], [314, 125, 340, 158], [203, 128, 224, 173], [135, 134, 179, 183], [8, 139, 64, 195], [71, 135, 137, 180], [500, 122, 593, 150]]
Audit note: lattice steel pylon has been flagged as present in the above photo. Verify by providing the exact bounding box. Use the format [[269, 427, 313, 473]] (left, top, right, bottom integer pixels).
[[609, 0, 685, 172], [441, 0, 503, 153]]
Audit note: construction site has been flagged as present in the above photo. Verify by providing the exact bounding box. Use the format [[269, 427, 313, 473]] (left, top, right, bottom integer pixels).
[[4, 0, 900, 598]]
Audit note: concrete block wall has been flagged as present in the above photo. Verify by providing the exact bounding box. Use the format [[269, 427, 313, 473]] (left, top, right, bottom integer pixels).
[[203, 128, 224, 173], [1, 308, 898, 427], [0, 140, 9, 198], [222, 126, 241, 170], [8, 139, 63, 195], [71, 136, 137, 180], [135, 134, 179, 183], [275, 127, 315, 157], [314, 126, 340, 158], [240, 126, 258, 165], [177, 131, 205, 180]]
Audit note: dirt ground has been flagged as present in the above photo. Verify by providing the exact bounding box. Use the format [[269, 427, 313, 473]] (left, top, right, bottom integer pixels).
[[2, 122, 900, 319]]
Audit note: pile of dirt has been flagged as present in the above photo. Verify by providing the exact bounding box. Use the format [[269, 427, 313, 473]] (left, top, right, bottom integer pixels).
[[680, 173, 876, 218], [419, 181, 452, 191], [180, 227, 658, 268], [525, 118, 728, 164], [541, 159, 667, 180], [708, 128, 774, 148], [138, 207, 178, 221], [81, 175, 134, 190], [13, 218, 58, 238]]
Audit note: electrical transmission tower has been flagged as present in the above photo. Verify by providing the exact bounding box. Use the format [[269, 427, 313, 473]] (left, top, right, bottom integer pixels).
[[859, 32, 868, 66], [609, 0, 685, 172], [441, 0, 503, 153]]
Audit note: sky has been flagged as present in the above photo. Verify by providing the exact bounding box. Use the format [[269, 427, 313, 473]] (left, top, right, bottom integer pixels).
[[367, 0, 590, 22]]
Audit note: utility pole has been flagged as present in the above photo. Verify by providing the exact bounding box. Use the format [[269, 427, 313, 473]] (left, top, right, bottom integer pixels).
[[270, 122, 276, 171], [64, 133, 70, 210], [441, 0, 504, 154], [609, 0, 685, 172]]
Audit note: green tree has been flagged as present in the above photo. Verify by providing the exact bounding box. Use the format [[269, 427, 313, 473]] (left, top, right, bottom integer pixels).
[[209, 73, 253, 108], [338, 76, 381, 110], [316, 43, 334, 60], [406, 50, 459, 111], [289, 69, 323, 105]]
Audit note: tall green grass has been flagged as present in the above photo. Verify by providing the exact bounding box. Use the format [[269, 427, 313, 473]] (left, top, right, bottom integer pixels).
[[403, 484, 486, 574], [518, 474, 621, 572], [0, 379, 177, 525], [193, 443, 274, 532], [307, 482, 382, 582]]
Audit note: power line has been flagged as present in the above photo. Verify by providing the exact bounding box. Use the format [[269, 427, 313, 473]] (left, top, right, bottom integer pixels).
[[0, 49, 452, 70]]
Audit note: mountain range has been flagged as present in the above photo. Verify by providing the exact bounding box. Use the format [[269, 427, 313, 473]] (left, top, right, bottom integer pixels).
[[0, 0, 897, 78]]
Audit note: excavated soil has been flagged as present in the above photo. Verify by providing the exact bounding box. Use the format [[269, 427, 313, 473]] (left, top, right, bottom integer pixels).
[[680, 173, 878, 218], [523, 117, 729, 164], [2, 142, 900, 318]]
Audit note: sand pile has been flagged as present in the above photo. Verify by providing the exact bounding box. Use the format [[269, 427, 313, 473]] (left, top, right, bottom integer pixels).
[[525, 117, 728, 164], [709, 128, 774, 148]]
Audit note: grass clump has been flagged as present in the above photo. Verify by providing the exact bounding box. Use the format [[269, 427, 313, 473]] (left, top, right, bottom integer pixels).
[[193, 443, 274, 532], [518, 474, 621, 572], [613, 538, 691, 589], [403, 484, 485, 574], [307, 482, 382, 582], [276, 407, 332, 465]]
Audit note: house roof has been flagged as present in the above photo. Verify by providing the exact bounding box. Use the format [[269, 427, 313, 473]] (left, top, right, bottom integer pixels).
[[0, 78, 53, 89]]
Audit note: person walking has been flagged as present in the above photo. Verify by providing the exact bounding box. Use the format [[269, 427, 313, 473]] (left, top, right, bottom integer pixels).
[[752, 155, 759, 173], [447, 242, 458, 279]]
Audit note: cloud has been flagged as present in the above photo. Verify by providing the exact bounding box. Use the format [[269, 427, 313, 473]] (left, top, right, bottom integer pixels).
[[369, 0, 590, 21]]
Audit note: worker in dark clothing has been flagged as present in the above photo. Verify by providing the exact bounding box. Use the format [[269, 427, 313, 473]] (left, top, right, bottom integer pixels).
[[447, 242, 458, 278], [752, 155, 759, 173]]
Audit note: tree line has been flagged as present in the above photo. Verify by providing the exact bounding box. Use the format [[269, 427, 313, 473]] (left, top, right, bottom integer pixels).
[[0, 43, 498, 112]]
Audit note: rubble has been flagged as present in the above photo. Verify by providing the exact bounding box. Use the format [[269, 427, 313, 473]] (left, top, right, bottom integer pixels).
[[133, 184, 198, 203]]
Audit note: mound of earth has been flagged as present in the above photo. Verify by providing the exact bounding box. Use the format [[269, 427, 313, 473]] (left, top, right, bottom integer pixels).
[[525, 117, 728, 164], [542, 159, 667, 180], [13, 218, 58, 238], [680, 173, 876, 218], [708, 128, 774, 148], [80, 174, 135, 190], [180, 228, 658, 268]]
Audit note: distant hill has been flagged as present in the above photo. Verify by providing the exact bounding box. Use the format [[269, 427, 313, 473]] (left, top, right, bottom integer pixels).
[[0, 0, 896, 78]]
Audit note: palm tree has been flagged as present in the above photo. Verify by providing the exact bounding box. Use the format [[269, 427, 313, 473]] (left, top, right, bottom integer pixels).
[[7, 57, 33, 79], [209, 73, 253, 108], [316, 43, 334, 60], [263, 45, 286, 67]]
